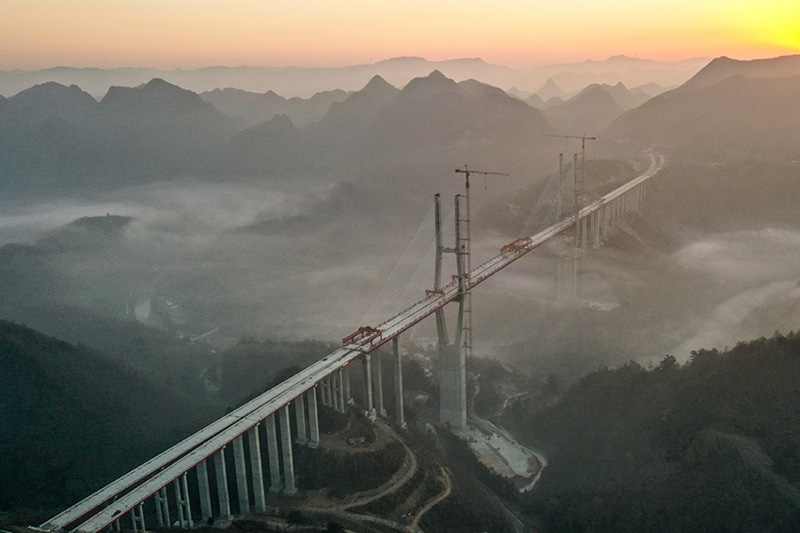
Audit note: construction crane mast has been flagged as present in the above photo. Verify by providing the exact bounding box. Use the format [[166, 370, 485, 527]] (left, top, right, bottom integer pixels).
[[453, 165, 508, 376], [547, 134, 596, 299], [547, 134, 596, 223]]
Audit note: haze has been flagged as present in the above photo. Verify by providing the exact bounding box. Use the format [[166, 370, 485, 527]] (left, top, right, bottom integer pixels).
[[5, 2, 800, 530], [2, 0, 799, 70]]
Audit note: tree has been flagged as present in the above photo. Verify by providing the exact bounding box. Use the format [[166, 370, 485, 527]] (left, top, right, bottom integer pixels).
[[286, 510, 305, 529]]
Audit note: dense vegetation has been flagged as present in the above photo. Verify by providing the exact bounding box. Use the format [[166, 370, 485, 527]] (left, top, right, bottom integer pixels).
[[0, 320, 211, 515], [507, 331, 800, 531], [0, 319, 339, 523], [293, 440, 406, 498]]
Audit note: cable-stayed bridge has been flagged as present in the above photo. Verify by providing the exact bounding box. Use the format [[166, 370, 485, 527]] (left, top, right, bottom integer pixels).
[[36, 152, 663, 533]]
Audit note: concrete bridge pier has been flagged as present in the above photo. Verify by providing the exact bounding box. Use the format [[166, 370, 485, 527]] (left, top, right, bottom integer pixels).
[[248, 424, 267, 513], [131, 503, 145, 533], [307, 387, 320, 448], [343, 367, 351, 405], [362, 353, 375, 416], [175, 472, 193, 528], [580, 216, 588, 248], [196, 459, 213, 522], [213, 447, 231, 519], [439, 343, 467, 429], [279, 405, 297, 496], [335, 369, 346, 413], [232, 435, 250, 515], [265, 415, 282, 493], [330, 372, 338, 412], [374, 352, 387, 417], [592, 211, 601, 249], [321, 377, 331, 407], [393, 337, 406, 429], [154, 487, 170, 527], [294, 395, 308, 445]]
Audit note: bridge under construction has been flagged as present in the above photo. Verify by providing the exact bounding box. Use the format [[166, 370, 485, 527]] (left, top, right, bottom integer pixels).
[[36, 151, 663, 533]]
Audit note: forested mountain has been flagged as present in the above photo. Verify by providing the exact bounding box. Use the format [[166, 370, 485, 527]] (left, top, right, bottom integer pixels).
[[676, 54, 800, 93], [0, 72, 560, 202], [0, 320, 210, 512], [605, 54, 800, 159], [200, 87, 350, 128], [507, 331, 800, 531], [0, 79, 235, 198], [543, 84, 625, 134]]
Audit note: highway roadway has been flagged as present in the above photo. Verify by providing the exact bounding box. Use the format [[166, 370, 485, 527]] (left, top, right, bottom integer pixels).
[[43, 152, 664, 533]]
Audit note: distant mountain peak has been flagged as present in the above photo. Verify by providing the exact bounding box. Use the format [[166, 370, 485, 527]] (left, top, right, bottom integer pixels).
[[362, 74, 396, 94], [144, 77, 172, 88], [100, 77, 220, 117], [266, 113, 298, 130], [11, 81, 96, 103], [536, 78, 566, 101], [542, 78, 561, 88], [678, 54, 800, 93], [377, 56, 428, 65], [426, 69, 448, 80], [5, 81, 98, 123], [400, 70, 460, 100]]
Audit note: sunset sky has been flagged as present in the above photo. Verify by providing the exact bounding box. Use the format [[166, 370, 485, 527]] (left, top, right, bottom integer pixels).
[[2, 0, 799, 69]]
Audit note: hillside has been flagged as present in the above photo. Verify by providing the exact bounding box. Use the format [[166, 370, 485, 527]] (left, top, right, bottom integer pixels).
[[0, 320, 211, 513], [0, 79, 236, 199], [200, 87, 349, 128], [223, 70, 559, 184], [506, 332, 800, 531], [605, 56, 800, 159], [677, 54, 800, 93], [543, 84, 624, 134]]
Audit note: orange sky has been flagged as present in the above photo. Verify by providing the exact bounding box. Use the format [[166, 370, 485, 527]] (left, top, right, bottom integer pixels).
[[1, 0, 798, 69]]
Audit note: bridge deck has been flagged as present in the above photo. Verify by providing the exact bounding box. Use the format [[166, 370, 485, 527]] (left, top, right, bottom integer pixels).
[[45, 152, 663, 533]]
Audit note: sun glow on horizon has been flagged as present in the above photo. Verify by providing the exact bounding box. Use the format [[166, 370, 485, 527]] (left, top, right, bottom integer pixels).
[[0, 0, 798, 70]]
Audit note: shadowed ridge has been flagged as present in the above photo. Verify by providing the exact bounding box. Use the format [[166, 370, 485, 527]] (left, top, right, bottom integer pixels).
[[677, 54, 800, 93]]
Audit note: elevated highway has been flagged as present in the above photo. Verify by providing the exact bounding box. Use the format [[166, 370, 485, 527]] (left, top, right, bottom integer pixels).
[[39, 152, 663, 533]]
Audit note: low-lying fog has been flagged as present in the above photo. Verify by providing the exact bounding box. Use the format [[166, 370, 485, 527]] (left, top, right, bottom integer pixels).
[[1, 178, 443, 345], [669, 229, 800, 359], [3, 173, 800, 381]]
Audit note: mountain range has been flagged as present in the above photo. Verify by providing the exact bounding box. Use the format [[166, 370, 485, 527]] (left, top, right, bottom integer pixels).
[[0, 55, 709, 99], [605, 55, 800, 159], [5, 53, 800, 204], [1, 70, 564, 201]]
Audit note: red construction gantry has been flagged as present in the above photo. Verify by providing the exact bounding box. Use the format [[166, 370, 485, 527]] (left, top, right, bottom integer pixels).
[[342, 326, 382, 347], [501, 237, 532, 255]]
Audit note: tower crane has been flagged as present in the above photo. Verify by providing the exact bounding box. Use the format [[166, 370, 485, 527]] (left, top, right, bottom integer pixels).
[[453, 165, 508, 369], [547, 134, 596, 299]]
